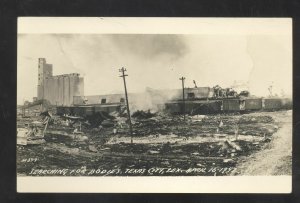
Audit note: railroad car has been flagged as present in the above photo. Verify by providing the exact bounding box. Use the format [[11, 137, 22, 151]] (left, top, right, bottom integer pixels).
[[222, 99, 240, 112], [244, 98, 263, 111], [263, 98, 282, 110]]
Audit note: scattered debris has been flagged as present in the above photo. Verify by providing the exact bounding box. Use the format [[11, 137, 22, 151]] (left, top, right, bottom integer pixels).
[[85, 111, 115, 128], [17, 106, 288, 176], [88, 145, 98, 153], [223, 158, 235, 164], [17, 119, 48, 145], [225, 140, 242, 151], [132, 110, 156, 119], [101, 119, 115, 128], [148, 150, 160, 155]]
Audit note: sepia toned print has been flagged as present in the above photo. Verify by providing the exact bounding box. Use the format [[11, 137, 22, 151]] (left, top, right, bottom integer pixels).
[[17, 18, 292, 192]]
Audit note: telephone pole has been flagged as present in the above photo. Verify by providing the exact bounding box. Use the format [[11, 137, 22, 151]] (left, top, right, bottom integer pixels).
[[179, 77, 186, 121], [119, 67, 133, 144]]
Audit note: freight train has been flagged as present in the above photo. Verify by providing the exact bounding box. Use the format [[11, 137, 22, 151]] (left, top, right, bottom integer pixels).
[[56, 96, 292, 117], [56, 86, 291, 117], [165, 97, 292, 115]]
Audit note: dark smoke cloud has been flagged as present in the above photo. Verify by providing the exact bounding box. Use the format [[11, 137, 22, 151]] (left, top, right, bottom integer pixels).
[[108, 34, 188, 59]]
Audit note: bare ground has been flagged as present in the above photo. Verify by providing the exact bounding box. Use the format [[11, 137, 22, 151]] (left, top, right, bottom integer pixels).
[[232, 110, 292, 175]]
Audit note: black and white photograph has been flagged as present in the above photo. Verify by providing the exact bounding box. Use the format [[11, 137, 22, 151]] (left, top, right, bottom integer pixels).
[[16, 18, 292, 193]]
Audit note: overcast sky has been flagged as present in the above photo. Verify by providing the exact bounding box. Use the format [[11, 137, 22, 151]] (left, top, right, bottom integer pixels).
[[17, 33, 292, 104]]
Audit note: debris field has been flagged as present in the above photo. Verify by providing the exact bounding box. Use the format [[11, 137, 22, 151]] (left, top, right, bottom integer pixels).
[[17, 109, 286, 176]]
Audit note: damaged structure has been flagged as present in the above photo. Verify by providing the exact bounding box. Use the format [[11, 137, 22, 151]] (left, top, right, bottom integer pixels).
[[37, 58, 84, 106]]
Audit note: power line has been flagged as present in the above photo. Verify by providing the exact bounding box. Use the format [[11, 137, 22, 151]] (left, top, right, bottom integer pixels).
[[179, 76, 186, 122], [119, 67, 133, 144]]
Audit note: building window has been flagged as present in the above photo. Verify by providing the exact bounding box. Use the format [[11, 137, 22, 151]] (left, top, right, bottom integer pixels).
[[120, 98, 125, 103], [101, 98, 106, 104]]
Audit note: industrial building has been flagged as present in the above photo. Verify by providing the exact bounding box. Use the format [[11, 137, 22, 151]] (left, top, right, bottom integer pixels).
[[37, 58, 84, 106]]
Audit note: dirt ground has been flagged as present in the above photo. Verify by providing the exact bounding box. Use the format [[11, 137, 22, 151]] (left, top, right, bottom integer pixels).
[[17, 110, 292, 176], [231, 110, 292, 175]]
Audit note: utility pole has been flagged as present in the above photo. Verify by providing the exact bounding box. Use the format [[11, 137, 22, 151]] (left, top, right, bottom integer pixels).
[[42, 74, 44, 112], [193, 80, 197, 88], [268, 82, 273, 97], [119, 67, 133, 144], [179, 77, 186, 121], [22, 98, 25, 117]]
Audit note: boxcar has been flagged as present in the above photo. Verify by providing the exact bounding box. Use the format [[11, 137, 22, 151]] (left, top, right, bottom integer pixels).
[[244, 98, 263, 111], [165, 102, 182, 114], [184, 102, 197, 113], [165, 100, 222, 114], [281, 98, 292, 109], [189, 101, 222, 114], [263, 98, 282, 110], [222, 99, 240, 111]]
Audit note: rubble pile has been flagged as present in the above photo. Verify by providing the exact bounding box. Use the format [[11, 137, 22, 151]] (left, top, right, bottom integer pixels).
[[238, 115, 274, 124], [132, 110, 156, 119], [17, 106, 285, 176], [85, 111, 115, 128]]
